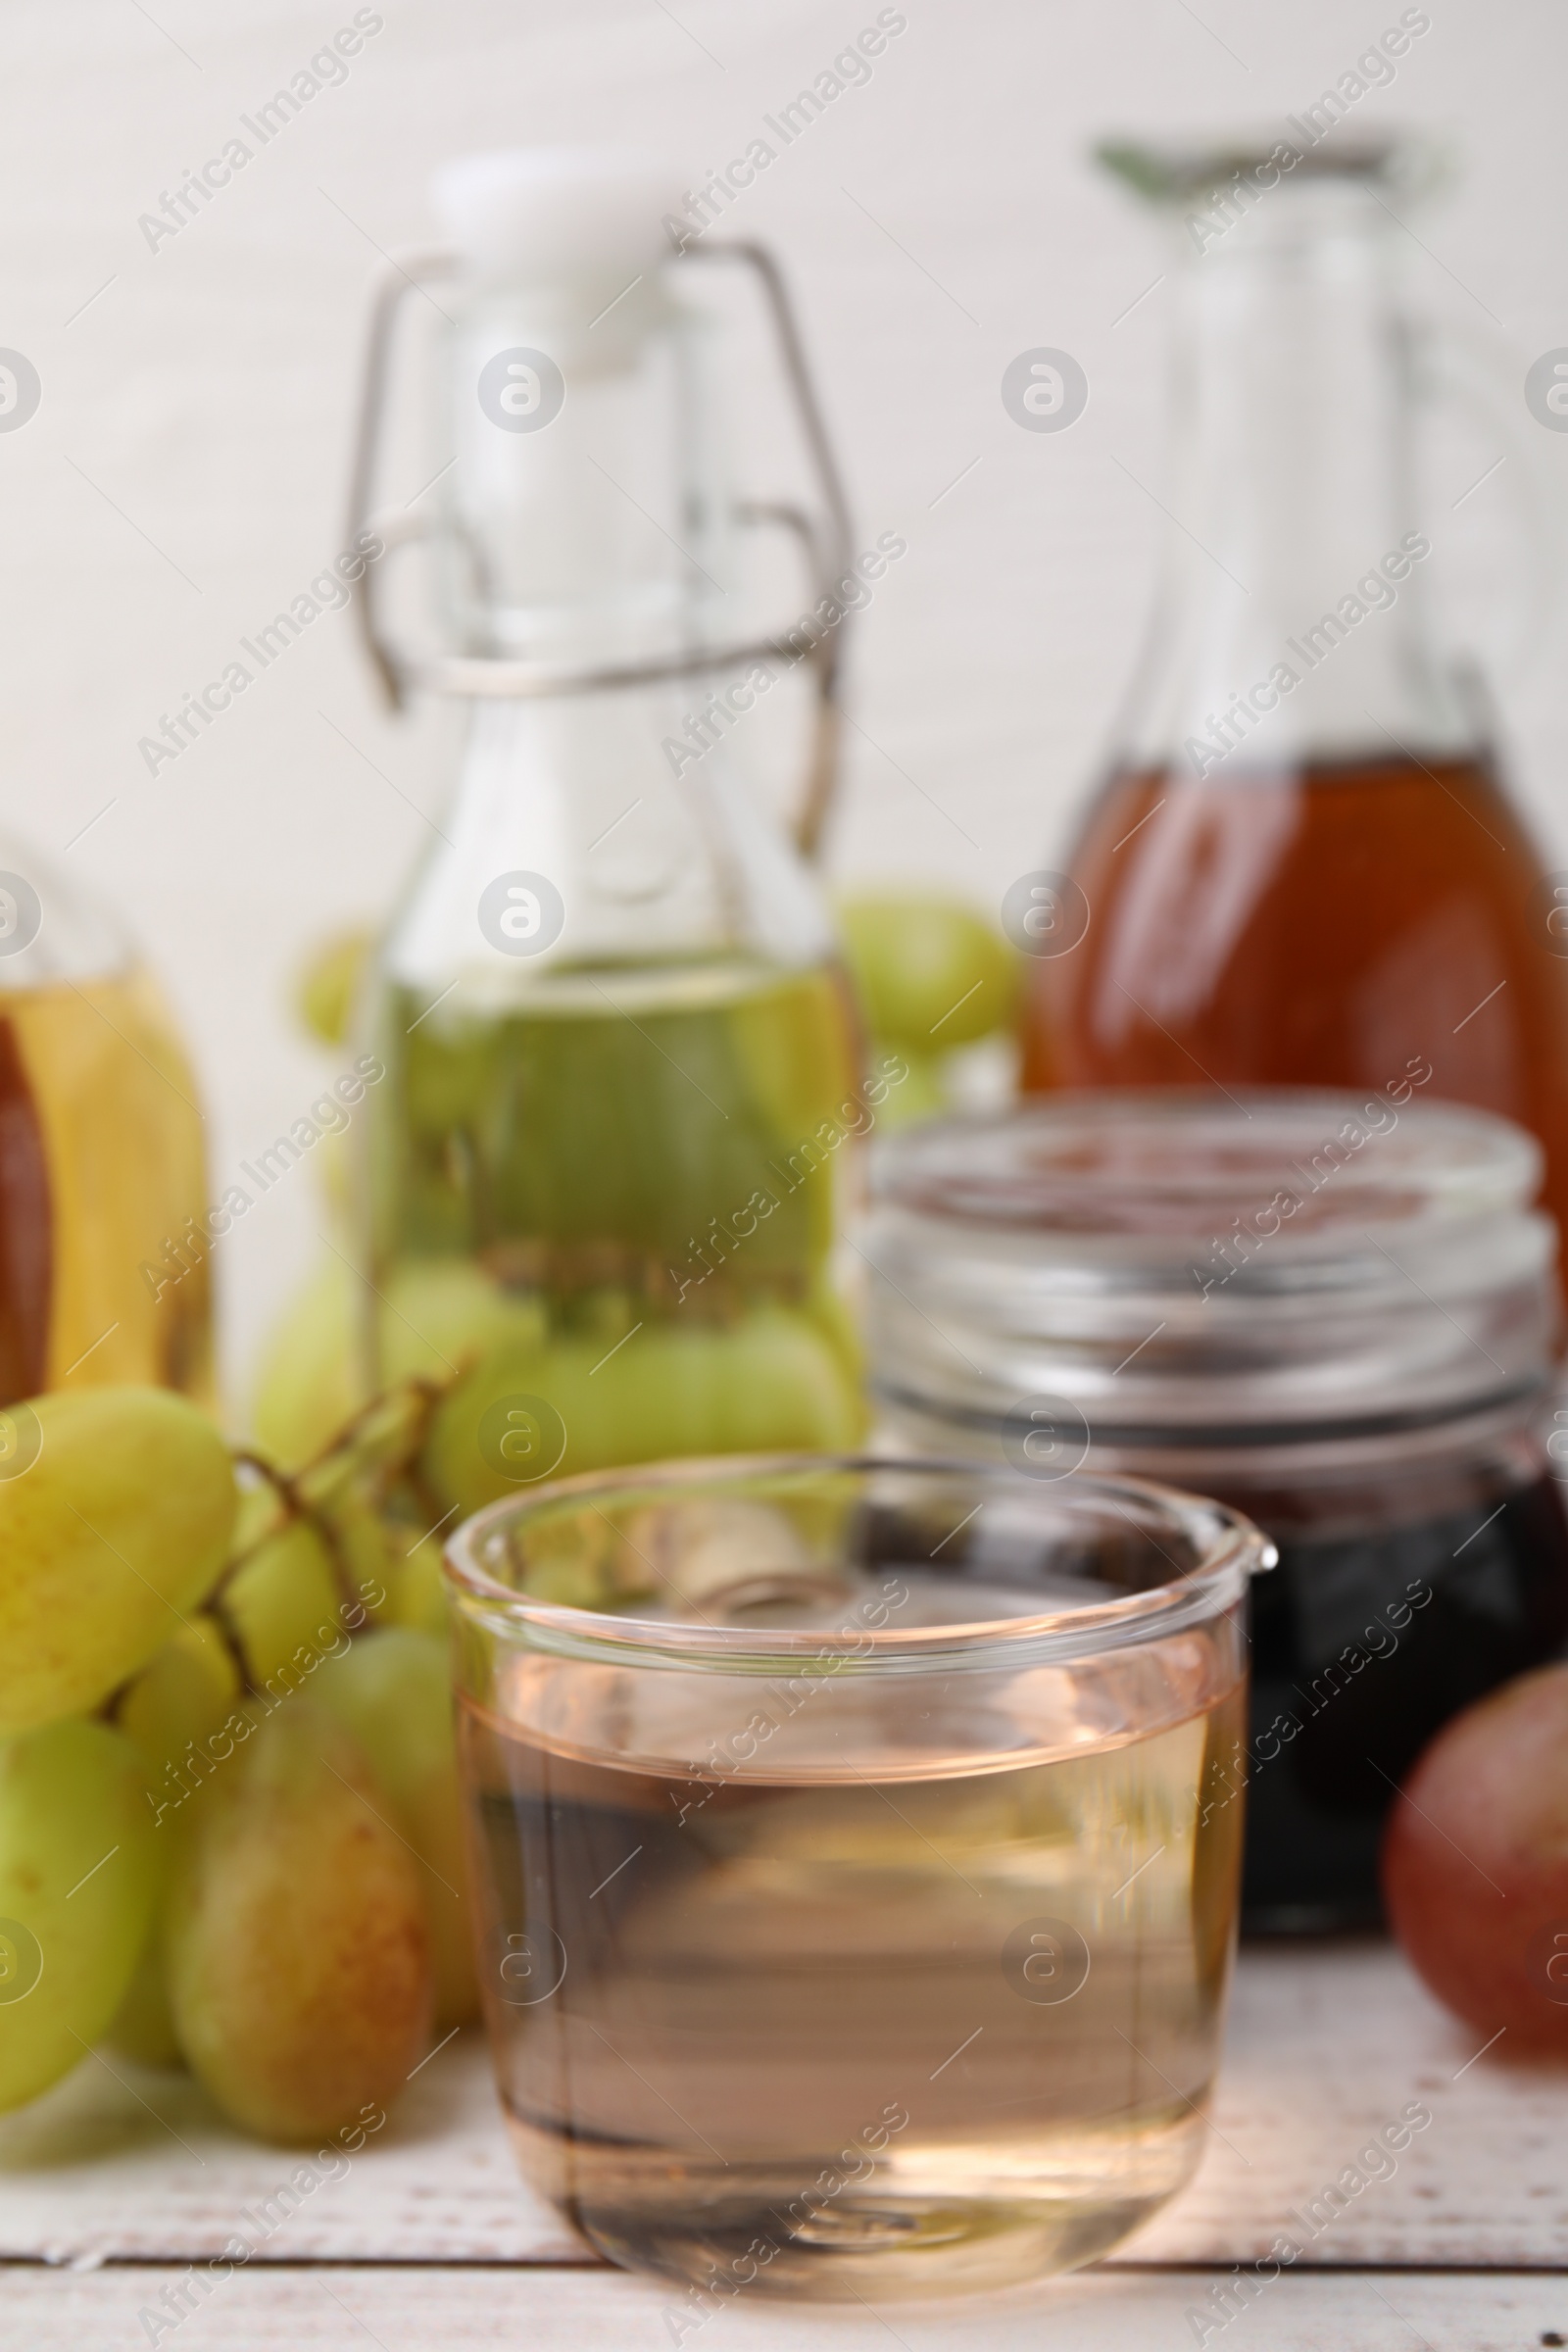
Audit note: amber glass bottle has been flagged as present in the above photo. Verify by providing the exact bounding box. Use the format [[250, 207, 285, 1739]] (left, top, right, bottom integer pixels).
[[1019, 142, 1568, 1237]]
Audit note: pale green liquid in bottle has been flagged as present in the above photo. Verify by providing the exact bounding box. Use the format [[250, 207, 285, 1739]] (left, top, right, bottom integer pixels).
[[370, 958, 866, 1500]]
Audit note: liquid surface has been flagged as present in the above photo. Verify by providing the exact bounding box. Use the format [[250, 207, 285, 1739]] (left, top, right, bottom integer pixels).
[[461, 1675, 1245, 2299], [0, 972, 211, 1406], [369, 960, 865, 1464], [1020, 756, 1568, 1239]]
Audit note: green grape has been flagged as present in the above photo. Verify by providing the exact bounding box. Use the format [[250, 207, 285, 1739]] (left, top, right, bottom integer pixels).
[[313, 1629, 476, 2028], [379, 1258, 547, 1386], [870, 1044, 947, 1131], [296, 927, 371, 1048], [231, 1467, 291, 1557], [116, 1612, 244, 1849], [250, 1260, 368, 1471], [312, 1491, 396, 1615], [839, 894, 1017, 1049], [291, 1387, 457, 1631], [104, 1924, 182, 2069], [420, 1332, 557, 1519], [109, 1618, 247, 2074], [219, 1518, 345, 1695], [294, 1378, 436, 1504], [0, 1718, 159, 2112], [422, 1303, 865, 1518], [117, 1617, 241, 1778], [380, 1527, 447, 1636], [165, 1699, 431, 2142], [708, 1303, 866, 1453], [251, 1255, 543, 1472], [0, 1389, 236, 1738]]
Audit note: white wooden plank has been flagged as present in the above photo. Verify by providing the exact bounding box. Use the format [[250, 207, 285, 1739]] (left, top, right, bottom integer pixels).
[[3, 1943, 1563, 2271], [0, 2039, 576, 2266], [3, 2261, 1566, 2352], [1121, 1938, 1568, 2269]]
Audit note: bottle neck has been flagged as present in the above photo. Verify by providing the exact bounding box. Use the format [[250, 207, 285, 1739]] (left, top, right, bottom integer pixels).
[[1119, 188, 1473, 775], [393, 264, 841, 997], [439, 282, 735, 667]]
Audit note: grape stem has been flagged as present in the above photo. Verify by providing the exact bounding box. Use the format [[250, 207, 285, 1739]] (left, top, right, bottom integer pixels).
[[203, 1382, 451, 1697], [99, 1379, 457, 1720]]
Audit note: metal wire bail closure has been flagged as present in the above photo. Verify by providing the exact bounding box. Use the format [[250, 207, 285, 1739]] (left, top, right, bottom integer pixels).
[[343, 236, 854, 859]]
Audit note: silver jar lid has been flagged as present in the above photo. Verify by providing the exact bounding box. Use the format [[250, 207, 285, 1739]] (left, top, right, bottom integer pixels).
[[862, 1090, 1558, 1442]]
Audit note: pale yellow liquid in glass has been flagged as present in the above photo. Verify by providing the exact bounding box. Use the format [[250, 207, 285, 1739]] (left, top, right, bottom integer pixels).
[[461, 1676, 1245, 2299]]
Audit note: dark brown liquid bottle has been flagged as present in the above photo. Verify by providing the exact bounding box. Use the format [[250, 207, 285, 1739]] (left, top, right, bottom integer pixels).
[[1019, 140, 1568, 1235]]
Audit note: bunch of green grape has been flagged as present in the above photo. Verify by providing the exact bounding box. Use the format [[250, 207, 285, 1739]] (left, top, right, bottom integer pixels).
[[0, 1380, 476, 2145]]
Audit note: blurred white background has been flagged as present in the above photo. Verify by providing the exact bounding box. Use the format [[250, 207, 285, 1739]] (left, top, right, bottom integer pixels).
[[2, 0, 1564, 1403]]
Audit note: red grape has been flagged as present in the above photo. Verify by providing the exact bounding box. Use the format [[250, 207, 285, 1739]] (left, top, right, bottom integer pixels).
[[1382, 1662, 1568, 2050]]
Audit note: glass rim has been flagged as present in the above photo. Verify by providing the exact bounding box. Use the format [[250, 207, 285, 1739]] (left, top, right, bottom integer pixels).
[[442, 1450, 1273, 1671]]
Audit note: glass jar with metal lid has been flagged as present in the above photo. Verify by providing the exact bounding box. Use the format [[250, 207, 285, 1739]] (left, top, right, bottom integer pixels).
[[862, 1088, 1568, 1933]]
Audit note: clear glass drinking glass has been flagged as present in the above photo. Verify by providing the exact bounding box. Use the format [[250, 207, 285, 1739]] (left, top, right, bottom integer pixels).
[[445, 1453, 1270, 2302]]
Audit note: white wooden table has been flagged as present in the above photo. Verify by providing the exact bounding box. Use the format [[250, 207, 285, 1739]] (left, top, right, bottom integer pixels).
[[4, 1941, 1565, 2349]]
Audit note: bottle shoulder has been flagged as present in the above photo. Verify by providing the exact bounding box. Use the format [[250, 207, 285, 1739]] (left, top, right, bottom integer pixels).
[[379, 703, 836, 995]]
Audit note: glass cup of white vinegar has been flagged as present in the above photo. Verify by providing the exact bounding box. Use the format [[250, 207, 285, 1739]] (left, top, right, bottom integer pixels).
[[444, 1456, 1271, 2304]]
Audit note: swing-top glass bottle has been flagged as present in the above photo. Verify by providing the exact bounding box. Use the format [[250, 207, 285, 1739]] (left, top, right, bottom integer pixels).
[[345, 150, 868, 1493]]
